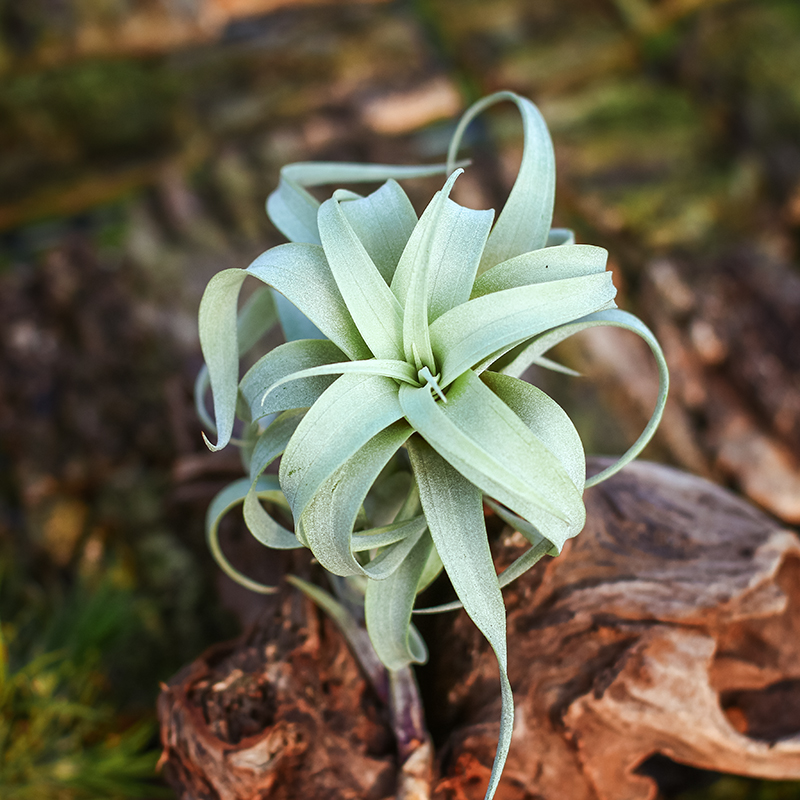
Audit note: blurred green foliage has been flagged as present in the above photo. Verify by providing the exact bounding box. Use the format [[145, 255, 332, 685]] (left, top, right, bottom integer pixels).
[[0, 567, 169, 799], [0, 59, 182, 203], [675, 775, 800, 800]]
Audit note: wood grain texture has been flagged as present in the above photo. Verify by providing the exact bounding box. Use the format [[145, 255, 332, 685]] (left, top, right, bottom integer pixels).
[[431, 459, 800, 799], [158, 585, 396, 800], [159, 459, 800, 799]]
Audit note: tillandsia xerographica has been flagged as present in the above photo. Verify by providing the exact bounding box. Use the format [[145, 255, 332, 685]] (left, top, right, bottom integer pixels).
[[197, 91, 669, 800]]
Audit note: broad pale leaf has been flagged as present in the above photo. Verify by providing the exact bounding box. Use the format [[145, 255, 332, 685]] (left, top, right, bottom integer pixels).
[[339, 180, 418, 282], [430, 272, 616, 387], [198, 269, 248, 450], [240, 339, 346, 422], [298, 420, 427, 579], [471, 244, 608, 298], [399, 371, 585, 552], [272, 290, 325, 342], [257, 358, 418, 410], [318, 196, 405, 360], [546, 228, 575, 246], [248, 409, 307, 482], [279, 373, 404, 521], [365, 530, 433, 670], [267, 161, 455, 244], [399, 170, 464, 373], [447, 91, 556, 273], [500, 308, 669, 486], [406, 438, 513, 800], [248, 243, 371, 359], [480, 372, 585, 491], [206, 475, 300, 595]]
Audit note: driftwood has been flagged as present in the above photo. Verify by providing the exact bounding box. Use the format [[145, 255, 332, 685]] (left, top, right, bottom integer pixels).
[[158, 584, 397, 800], [431, 460, 800, 799], [158, 460, 800, 799]]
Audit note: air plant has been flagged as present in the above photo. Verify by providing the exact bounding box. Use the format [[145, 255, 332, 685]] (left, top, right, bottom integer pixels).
[[197, 91, 668, 800]]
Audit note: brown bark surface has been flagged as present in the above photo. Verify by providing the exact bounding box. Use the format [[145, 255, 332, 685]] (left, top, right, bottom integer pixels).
[[431, 459, 800, 800], [158, 584, 396, 800], [159, 460, 800, 799]]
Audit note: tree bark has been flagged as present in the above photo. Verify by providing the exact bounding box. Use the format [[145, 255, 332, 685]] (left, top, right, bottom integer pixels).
[[158, 460, 800, 799], [431, 459, 800, 799], [158, 584, 396, 800]]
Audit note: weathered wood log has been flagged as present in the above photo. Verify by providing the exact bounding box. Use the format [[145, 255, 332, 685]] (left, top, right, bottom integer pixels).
[[431, 460, 800, 799], [158, 584, 397, 800], [158, 460, 800, 799]]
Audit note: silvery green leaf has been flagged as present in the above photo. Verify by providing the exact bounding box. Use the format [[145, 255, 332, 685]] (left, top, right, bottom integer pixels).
[[198, 269, 249, 451], [363, 469, 412, 528], [350, 517, 427, 552], [195, 287, 278, 435], [247, 243, 371, 359], [318, 195, 405, 360], [279, 373, 404, 522], [528, 355, 581, 377], [430, 272, 617, 388], [406, 438, 513, 800], [243, 487, 299, 550], [240, 339, 346, 422], [447, 91, 555, 273], [257, 358, 418, 410], [413, 529, 554, 616], [546, 228, 575, 246], [206, 475, 300, 595], [426, 199, 494, 321], [248, 410, 306, 483], [470, 244, 608, 298], [272, 290, 325, 342], [266, 169, 321, 245], [298, 420, 427, 578], [485, 501, 555, 551], [194, 366, 216, 435], [399, 371, 585, 552], [480, 371, 585, 491], [415, 543, 444, 594], [399, 170, 464, 373], [365, 530, 433, 670], [391, 185, 493, 324], [500, 308, 669, 486], [237, 286, 278, 351], [267, 161, 455, 244], [240, 411, 301, 552], [339, 180, 418, 283], [199, 242, 373, 449], [364, 481, 431, 669]]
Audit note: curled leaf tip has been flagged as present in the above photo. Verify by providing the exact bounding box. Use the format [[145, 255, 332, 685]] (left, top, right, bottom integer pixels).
[[201, 430, 223, 452]]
